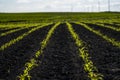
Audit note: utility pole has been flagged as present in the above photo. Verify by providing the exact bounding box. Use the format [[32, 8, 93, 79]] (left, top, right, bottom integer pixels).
[[71, 4, 73, 12], [98, 0, 100, 12], [91, 5, 94, 12], [108, 0, 110, 12]]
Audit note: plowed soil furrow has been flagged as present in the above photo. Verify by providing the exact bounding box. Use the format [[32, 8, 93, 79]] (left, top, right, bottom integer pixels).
[[72, 23, 120, 80], [29, 24, 88, 80], [0, 25, 53, 80], [85, 23, 120, 41], [0, 28, 31, 46]]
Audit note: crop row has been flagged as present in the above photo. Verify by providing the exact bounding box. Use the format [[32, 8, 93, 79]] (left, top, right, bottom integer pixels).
[[0, 23, 53, 51], [18, 22, 60, 80], [0, 26, 35, 37], [1, 22, 120, 80], [74, 22, 120, 48], [18, 22, 107, 80], [66, 22, 103, 80]]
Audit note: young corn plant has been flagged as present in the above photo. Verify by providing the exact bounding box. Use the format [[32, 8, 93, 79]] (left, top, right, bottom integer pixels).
[[74, 22, 120, 48], [0, 23, 53, 51], [94, 23, 120, 32], [66, 22, 103, 80], [18, 22, 61, 80]]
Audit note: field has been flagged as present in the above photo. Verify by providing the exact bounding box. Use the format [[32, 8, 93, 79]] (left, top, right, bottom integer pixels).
[[0, 12, 120, 80]]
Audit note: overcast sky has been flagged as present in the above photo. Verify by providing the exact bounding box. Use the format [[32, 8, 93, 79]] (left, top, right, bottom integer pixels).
[[0, 0, 120, 12]]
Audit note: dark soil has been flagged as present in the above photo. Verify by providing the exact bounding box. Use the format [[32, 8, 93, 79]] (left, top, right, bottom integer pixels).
[[72, 23, 120, 80], [0, 24, 53, 80], [85, 23, 120, 41], [29, 24, 88, 80]]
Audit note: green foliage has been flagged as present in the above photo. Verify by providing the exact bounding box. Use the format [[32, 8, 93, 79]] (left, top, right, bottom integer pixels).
[[0, 12, 120, 24], [35, 22, 60, 58], [18, 59, 38, 80], [0, 12, 119, 80]]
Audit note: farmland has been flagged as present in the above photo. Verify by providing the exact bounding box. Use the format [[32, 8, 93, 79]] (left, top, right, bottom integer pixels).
[[0, 12, 120, 80]]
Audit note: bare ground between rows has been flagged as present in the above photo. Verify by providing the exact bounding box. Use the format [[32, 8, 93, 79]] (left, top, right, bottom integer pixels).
[[29, 24, 89, 80], [0, 24, 53, 80], [72, 23, 120, 80], [85, 23, 120, 41]]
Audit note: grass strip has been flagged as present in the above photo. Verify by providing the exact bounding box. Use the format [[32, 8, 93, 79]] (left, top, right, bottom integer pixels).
[[66, 22, 103, 80], [18, 22, 60, 80]]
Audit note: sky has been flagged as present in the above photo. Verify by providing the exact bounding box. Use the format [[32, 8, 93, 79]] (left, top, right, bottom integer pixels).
[[0, 0, 120, 12]]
